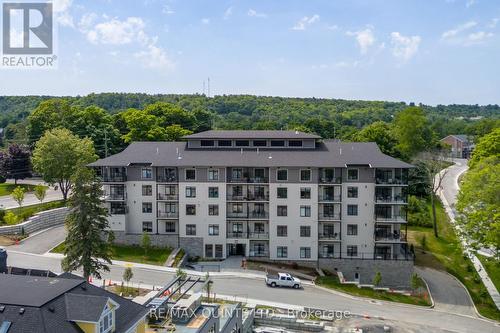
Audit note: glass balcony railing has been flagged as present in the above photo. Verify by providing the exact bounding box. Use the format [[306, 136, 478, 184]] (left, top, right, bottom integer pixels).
[[157, 211, 178, 218], [318, 213, 341, 220], [318, 233, 341, 240], [157, 193, 178, 200], [319, 194, 342, 202]]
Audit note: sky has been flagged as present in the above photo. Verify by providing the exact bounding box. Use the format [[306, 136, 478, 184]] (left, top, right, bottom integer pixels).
[[0, 0, 499, 105]]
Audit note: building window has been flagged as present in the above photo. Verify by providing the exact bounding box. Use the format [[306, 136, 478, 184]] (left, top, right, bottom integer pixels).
[[215, 245, 223, 258], [208, 169, 219, 181], [232, 185, 243, 197], [186, 224, 196, 236], [232, 168, 243, 180], [277, 205, 287, 217], [209, 204, 219, 216], [254, 223, 265, 233], [142, 202, 152, 213], [185, 186, 196, 198], [141, 167, 152, 179], [300, 205, 311, 217], [254, 168, 266, 181], [347, 169, 358, 181], [300, 247, 311, 259], [142, 185, 152, 196], [300, 187, 311, 199], [347, 186, 358, 198], [208, 224, 219, 236], [277, 225, 287, 237], [300, 226, 311, 237], [201, 140, 215, 147], [218, 140, 232, 147], [185, 169, 196, 181], [347, 224, 358, 235], [277, 169, 288, 181], [253, 140, 267, 147], [208, 187, 219, 198], [165, 221, 176, 233], [186, 204, 196, 215], [235, 140, 249, 147], [289, 140, 303, 147], [99, 306, 113, 333], [142, 221, 153, 233], [205, 244, 213, 257], [232, 203, 243, 213], [277, 187, 287, 199], [347, 205, 358, 216], [277, 246, 288, 258], [300, 169, 311, 181], [347, 245, 358, 257], [271, 140, 285, 147]]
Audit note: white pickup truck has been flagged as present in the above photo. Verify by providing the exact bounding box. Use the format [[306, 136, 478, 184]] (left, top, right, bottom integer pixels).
[[265, 273, 302, 289]]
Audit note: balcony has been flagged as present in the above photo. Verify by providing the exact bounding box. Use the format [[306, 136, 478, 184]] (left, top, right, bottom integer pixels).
[[157, 175, 178, 183], [227, 232, 247, 238], [375, 196, 408, 204], [226, 193, 269, 201], [249, 251, 269, 258], [102, 174, 127, 182], [157, 211, 179, 219], [108, 204, 127, 215], [319, 176, 342, 184], [318, 233, 341, 241], [318, 252, 338, 259], [157, 193, 178, 201], [226, 211, 269, 219], [318, 194, 342, 202], [318, 213, 341, 221], [248, 232, 269, 240], [375, 231, 407, 243], [228, 176, 269, 184], [104, 192, 126, 201], [375, 215, 407, 223]]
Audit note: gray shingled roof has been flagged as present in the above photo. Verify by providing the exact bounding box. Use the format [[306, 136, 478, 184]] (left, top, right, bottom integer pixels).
[[65, 294, 109, 323], [89, 140, 412, 168], [183, 130, 321, 139]]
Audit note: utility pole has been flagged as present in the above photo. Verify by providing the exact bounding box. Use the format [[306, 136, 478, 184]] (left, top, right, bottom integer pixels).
[[207, 77, 211, 98], [104, 131, 109, 157]]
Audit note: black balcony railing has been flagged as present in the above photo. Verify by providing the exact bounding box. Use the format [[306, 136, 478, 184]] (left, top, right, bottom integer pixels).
[[226, 194, 269, 201], [319, 194, 342, 202], [157, 211, 178, 218], [375, 178, 408, 185], [249, 251, 269, 257], [318, 213, 341, 220], [157, 175, 178, 182], [318, 233, 341, 240], [157, 193, 178, 200], [102, 175, 127, 182], [105, 192, 126, 200], [319, 176, 342, 184], [375, 215, 407, 223], [248, 232, 269, 239], [229, 177, 269, 183], [227, 211, 269, 219], [375, 231, 407, 242], [109, 206, 127, 215], [375, 196, 407, 203], [227, 232, 247, 238]]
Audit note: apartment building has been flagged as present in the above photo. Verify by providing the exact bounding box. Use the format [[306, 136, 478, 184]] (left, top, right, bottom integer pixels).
[[90, 130, 413, 286]]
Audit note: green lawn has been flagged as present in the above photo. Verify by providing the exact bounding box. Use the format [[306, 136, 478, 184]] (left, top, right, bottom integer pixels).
[[52, 242, 172, 266], [0, 200, 67, 225], [477, 254, 500, 293], [407, 196, 500, 321], [316, 275, 431, 306], [0, 183, 43, 196]]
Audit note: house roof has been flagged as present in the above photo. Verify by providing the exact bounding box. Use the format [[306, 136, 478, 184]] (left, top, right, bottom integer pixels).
[[89, 140, 413, 168], [183, 130, 321, 139], [0, 274, 148, 333], [441, 134, 473, 143]]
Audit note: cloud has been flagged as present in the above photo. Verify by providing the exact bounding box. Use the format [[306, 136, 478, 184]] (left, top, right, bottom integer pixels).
[[390, 32, 421, 61], [442, 21, 477, 39], [201, 18, 210, 25], [465, 31, 494, 44], [134, 44, 174, 70], [488, 18, 499, 28], [327, 24, 339, 31], [224, 7, 233, 20], [53, 0, 74, 27], [465, 0, 476, 7], [162, 5, 175, 15], [346, 27, 375, 54], [292, 15, 320, 30], [247, 9, 267, 18]]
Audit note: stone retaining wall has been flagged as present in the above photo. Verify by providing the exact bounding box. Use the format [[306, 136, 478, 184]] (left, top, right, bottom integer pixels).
[[112, 231, 179, 248], [0, 207, 69, 236]]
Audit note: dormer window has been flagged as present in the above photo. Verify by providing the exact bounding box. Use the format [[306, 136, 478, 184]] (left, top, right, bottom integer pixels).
[[99, 305, 114, 333], [270, 140, 285, 147], [252, 140, 267, 147], [200, 140, 215, 147], [288, 140, 303, 147], [235, 140, 249, 147]]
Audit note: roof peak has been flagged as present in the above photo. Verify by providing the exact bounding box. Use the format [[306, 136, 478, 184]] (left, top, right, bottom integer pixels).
[[183, 129, 321, 139]]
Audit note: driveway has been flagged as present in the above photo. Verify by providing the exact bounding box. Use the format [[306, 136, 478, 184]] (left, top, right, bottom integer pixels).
[[416, 266, 475, 316], [6, 224, 66, 254]]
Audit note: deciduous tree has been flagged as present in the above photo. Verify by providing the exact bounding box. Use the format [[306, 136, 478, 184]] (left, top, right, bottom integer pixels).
[[11, 186, 25, 207]]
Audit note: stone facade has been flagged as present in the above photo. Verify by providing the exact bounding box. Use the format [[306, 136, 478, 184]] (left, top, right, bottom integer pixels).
[[112, 231, 179, 248], [179, 237, 204, 257], [0, 207, 69, 236], [319, 258, 414, 288]]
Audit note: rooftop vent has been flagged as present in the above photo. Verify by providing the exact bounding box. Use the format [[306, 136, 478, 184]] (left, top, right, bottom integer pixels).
[[0, 305, 5, 313], [19, 308, 25, 315]]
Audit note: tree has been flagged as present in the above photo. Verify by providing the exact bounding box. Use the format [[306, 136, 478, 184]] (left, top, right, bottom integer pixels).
[[34, 184, 47, 203], [354, 121, 400, 157], [164, 124, 192, 141], [32, 128, 97, 201], [456, 156, 500, 258], [5, 144, 32, 184], [141, 232, 151, 256], [393, 107, 435, 159], [203, 272, 212, 302], [123, 267, 133, 289], [410, 273, 420, 294], [27, 99, 77, 143], [121, 109, 166, 143], [373, 271, 382, 287], [11, 186, 25, 207], [413, 150, 449, 238], [176, 268, 187, 283], [3, 211, 19, 225], [61, 168, 112, 279], [469, 128, 500, 168]]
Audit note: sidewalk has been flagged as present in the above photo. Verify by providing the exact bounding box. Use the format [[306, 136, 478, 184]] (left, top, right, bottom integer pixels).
[[437, 162, 500, 310]]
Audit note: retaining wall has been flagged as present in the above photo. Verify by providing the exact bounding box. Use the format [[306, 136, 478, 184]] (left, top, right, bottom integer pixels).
[[0, 207, 69, 236]]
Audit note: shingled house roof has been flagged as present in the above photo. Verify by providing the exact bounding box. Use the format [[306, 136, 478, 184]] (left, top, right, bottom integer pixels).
[[183, 130, 321, 139], [0, 274, 148, 333]]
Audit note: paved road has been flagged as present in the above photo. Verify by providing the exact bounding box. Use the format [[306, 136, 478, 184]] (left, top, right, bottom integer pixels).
[[439, 158, 468, 208], [5, 251, 500, 333], [7, 225, 66, 254], [0, 178, 64, 210], [416, 266, 475, 316]]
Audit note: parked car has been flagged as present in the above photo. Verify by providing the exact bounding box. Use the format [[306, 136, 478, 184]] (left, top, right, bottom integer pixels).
[[265, 273, 302, 289]]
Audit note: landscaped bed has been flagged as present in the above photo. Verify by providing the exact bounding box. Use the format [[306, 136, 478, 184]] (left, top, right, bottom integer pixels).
[[407, 196, 500, 320], [0, 183, 44, 196], [52, 242, 172, 266], [316, 274, 431, 307]]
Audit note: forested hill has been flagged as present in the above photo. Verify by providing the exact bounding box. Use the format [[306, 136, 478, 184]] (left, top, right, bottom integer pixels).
[[1, 93, 499, 129]]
